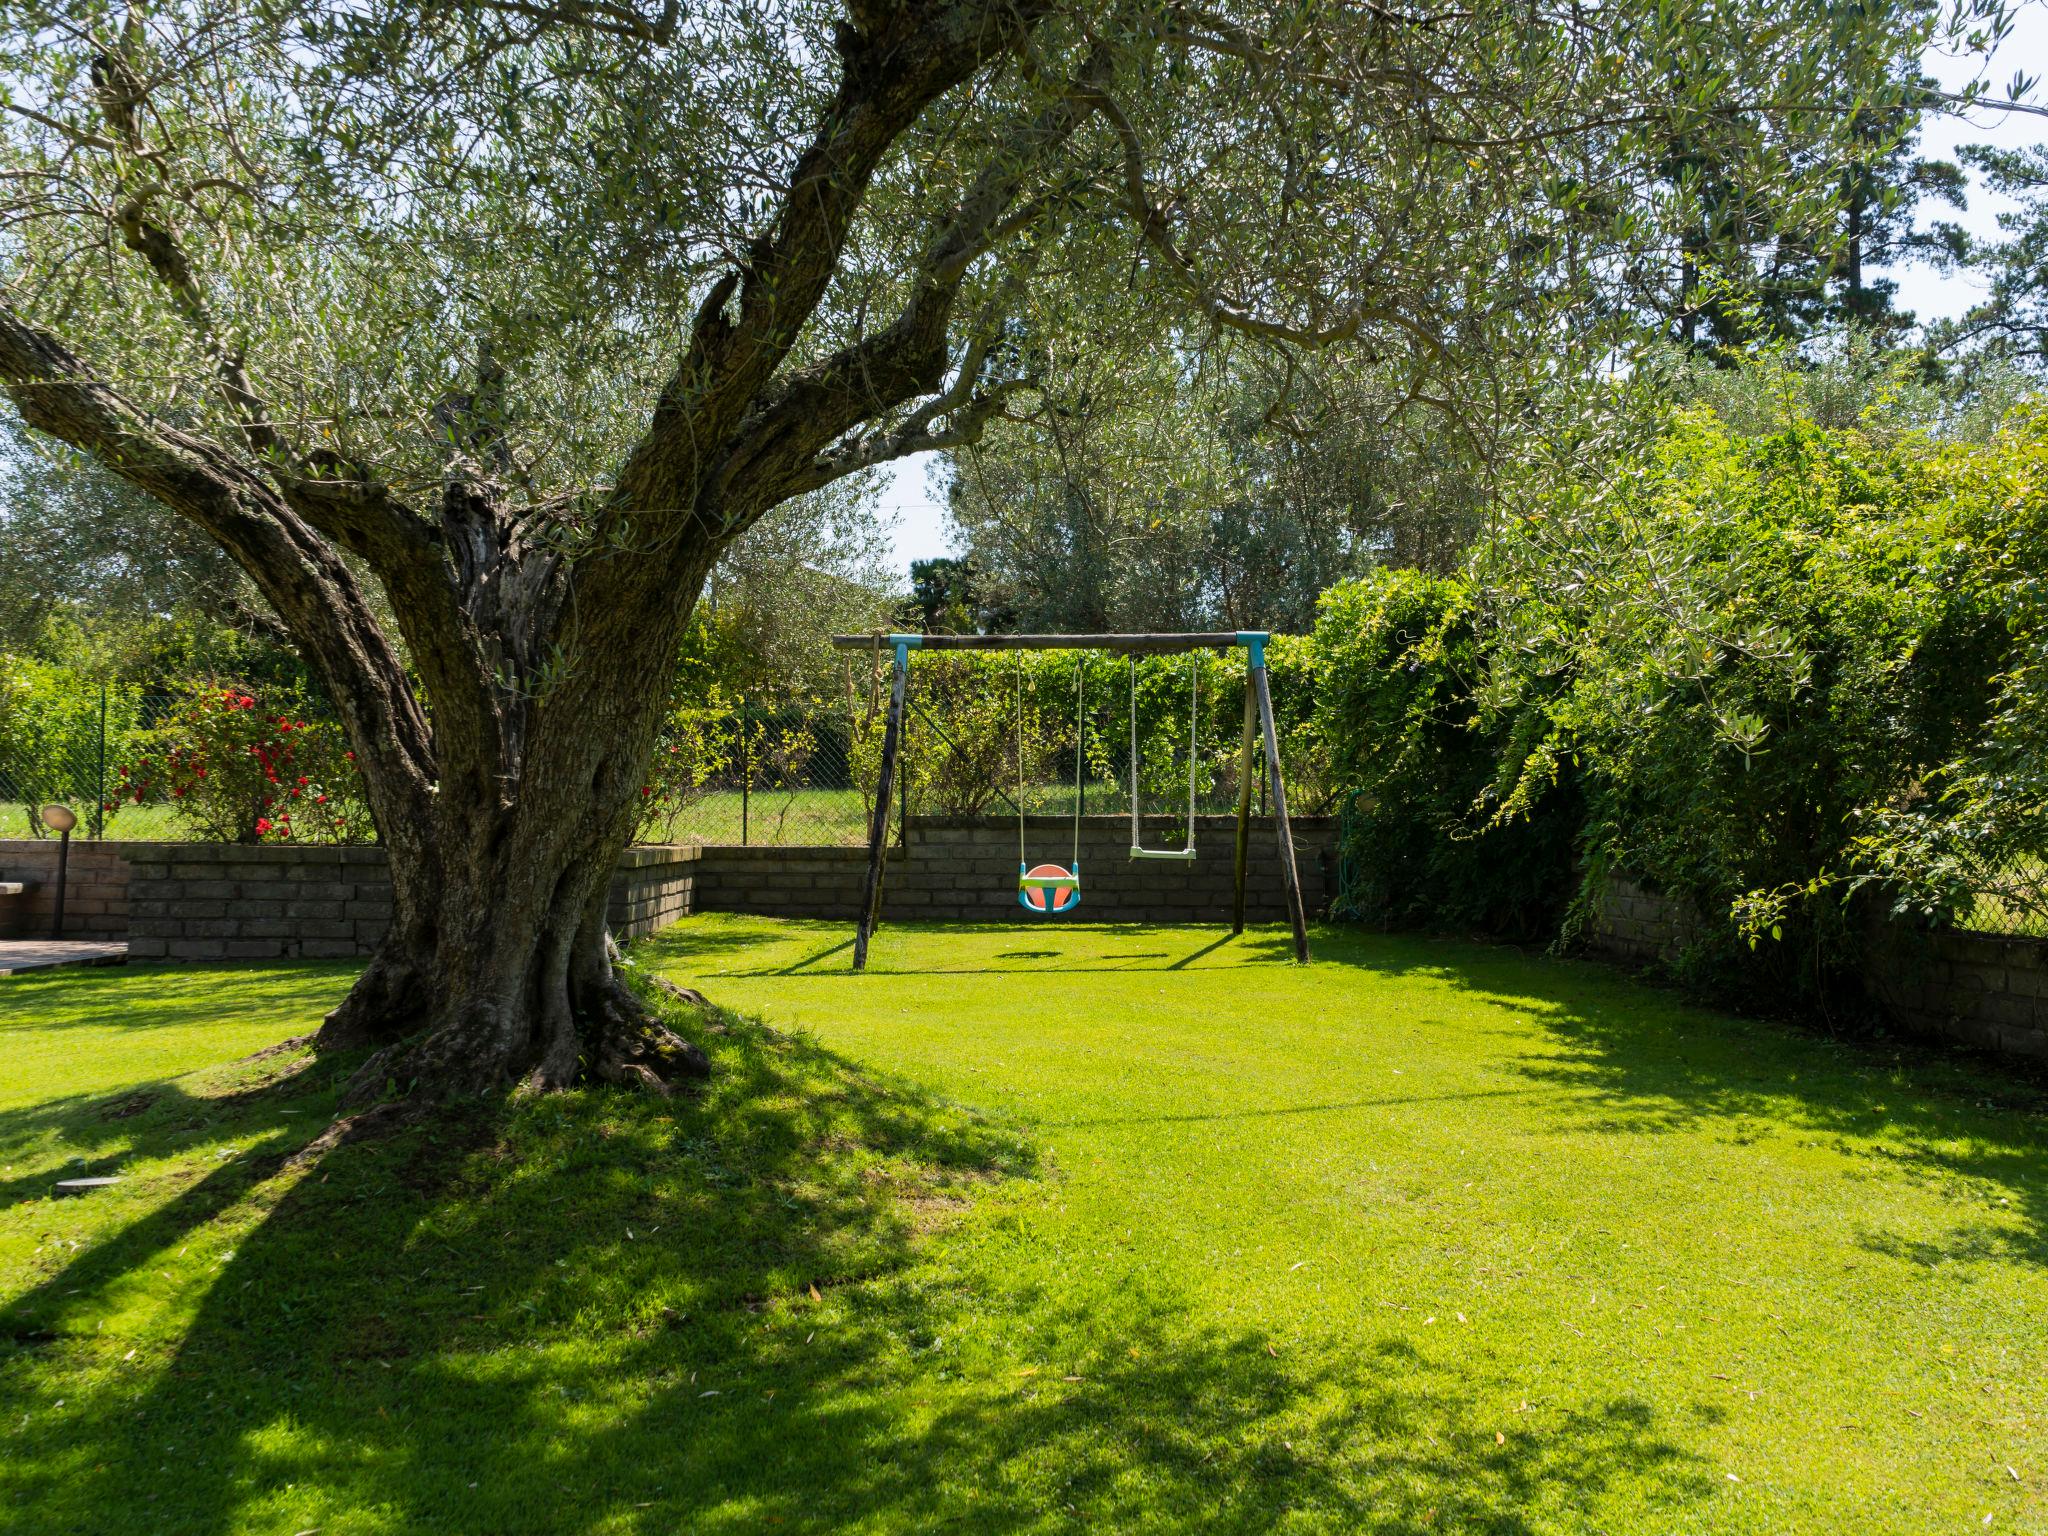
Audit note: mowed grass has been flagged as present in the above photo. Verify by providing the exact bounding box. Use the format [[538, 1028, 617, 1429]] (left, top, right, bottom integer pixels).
[[0, 921, 2039, 1533]]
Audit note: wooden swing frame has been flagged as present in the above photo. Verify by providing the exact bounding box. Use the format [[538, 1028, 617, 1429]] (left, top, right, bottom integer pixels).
[[831, 631, 1310, 971]]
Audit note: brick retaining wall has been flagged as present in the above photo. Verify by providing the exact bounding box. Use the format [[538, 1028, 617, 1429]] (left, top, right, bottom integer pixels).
[[0, 839, 130, 941], [2, 818, 1324, 963], [1583, 872, 2047, 1062], [119, 844, 392, 961], [692, 816, 1334, 924]]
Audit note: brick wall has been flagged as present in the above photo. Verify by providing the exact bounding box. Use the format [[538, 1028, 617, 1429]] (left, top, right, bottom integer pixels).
[[1582, 875, 1702, 968], [1865, 928, 2048, 1062], [2, 817, 1330, 961], [611, 846, 697, 940], [119, 844, 392, 961], [691, 815, 1336, 925], [0, 839, 131, 941], [1582, 872, 2047, 1063]]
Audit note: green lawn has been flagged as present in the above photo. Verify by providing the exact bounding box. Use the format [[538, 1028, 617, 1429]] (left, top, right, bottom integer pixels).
[[1, 920, 2043, 1533]]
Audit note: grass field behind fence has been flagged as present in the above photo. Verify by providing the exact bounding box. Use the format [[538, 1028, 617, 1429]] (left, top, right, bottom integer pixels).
[[1, 920, 2044, 1533]]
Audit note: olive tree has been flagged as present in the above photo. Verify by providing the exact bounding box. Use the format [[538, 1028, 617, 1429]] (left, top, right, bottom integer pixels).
[[0, 0, 1968, 1103]]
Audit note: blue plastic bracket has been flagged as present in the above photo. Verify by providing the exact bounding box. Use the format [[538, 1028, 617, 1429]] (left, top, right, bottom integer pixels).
[[1236, 631, 1269, 669]]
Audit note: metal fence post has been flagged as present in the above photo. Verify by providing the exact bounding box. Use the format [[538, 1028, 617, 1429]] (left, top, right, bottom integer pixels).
[[739, 695, 750, 847], [91, 682, 108, 839]]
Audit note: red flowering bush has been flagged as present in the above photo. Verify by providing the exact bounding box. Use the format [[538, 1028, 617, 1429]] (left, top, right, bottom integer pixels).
[[120, 684, 373, 844]]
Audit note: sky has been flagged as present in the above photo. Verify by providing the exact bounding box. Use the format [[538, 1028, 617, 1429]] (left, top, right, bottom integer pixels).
[[874, 7, 2048, 579]]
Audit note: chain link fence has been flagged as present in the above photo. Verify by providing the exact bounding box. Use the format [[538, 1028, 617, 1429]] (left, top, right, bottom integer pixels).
[[36, 676, 2032, 939], [637, 672, 1335, 851], [0, 686, 180, 841], [1955, 856, 2048, 938], [636, 699, 866, 848]]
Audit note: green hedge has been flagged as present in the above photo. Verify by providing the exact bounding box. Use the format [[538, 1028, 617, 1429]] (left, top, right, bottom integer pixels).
[[1311, 397, 2045, 1007]]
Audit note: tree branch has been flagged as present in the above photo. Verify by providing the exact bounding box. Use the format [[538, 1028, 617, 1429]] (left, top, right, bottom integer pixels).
[[0, 302, 436, 829], [607, 0, 1050, 524], [699, 41, 1114, 525]]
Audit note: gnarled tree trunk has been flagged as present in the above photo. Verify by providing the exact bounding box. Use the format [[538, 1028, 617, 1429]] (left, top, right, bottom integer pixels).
[[314, 560, 720, 1099], [0, 0, 1117, 1102]]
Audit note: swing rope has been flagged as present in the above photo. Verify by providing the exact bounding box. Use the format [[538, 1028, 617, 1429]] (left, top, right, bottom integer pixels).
[[1016, 660, 1026, 868], [1128, 654, 1199, 859], [1016, 657, 1087, 872], [1072, 659, 1084, 869]]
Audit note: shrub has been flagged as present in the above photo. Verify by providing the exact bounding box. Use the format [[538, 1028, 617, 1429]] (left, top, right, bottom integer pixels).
[[0, 655, 144, 836], [1311, 570, 1579, 937], [635, 696, 743, 843], [122, 684, 372, 844], [1491, 408, 2017, 1000], [1308, 375, 2044, 1010]]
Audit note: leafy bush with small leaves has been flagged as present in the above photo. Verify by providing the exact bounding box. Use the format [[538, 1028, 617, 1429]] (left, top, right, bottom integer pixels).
[[1312, 571, 1580, 937], [0, 654, 145, 836], [1314, 377, 2041, 1009]]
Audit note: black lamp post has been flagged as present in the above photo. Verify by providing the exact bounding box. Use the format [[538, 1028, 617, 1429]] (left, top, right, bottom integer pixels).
[[40, 803, 77, 940]]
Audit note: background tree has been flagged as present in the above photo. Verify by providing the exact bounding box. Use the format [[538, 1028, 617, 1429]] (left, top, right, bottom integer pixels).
[[942, 342, 1488, 629], [1931, 141, 2048, 371], [0, 420, 286, 663], [682, 476, 899, 698], [0, 0, 1977, 1106]]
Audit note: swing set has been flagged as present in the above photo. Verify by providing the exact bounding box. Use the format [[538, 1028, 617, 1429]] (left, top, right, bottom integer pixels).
[[832, 631, 1310, 970]]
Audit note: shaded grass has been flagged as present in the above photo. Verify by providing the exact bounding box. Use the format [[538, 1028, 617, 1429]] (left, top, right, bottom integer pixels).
[[0, 921, 2043, 1533]]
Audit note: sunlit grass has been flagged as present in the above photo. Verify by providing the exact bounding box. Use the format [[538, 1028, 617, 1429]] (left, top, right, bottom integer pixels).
[[1, 921, 2043, 1534]]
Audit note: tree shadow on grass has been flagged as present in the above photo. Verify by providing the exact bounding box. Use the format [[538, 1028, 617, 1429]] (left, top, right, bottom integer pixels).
[[1305, 925, 2048, 1275], [650, 921, 1301, 979], [1, 989, 1715, 1535]]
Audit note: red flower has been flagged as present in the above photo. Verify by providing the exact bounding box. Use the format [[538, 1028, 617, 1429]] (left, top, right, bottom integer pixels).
[[316, 794, 328, 804], [255, 817, 273, 834], [344, 750, 355, 761]]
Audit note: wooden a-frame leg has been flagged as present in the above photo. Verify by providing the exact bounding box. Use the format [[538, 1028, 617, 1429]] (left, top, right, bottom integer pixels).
[[1232, 677, 1256, 935], [1252, 659, 1310, 963], [854, 648, 907, 972]]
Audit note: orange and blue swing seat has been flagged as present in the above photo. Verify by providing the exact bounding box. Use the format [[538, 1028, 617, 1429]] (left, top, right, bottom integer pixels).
[[1018, 861, 1081, 914]]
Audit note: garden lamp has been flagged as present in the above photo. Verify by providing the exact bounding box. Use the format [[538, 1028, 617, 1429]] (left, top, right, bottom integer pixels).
[[39, 803, 76, 941]]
